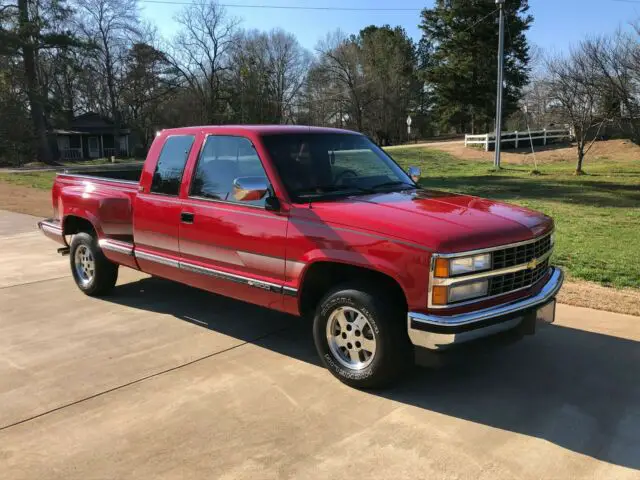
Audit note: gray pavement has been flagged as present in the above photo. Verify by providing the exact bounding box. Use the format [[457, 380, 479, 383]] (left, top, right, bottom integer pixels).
[[0, 209, 639, 479]]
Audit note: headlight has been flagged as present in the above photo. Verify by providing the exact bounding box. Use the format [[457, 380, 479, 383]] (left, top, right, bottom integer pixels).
[[434, 253, 492, 277], [431, 279, 489, 305], [448, 280, 489, 303]]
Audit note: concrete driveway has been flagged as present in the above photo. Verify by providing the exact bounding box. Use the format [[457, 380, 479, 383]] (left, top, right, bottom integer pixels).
[[1, 209, 639, 479]]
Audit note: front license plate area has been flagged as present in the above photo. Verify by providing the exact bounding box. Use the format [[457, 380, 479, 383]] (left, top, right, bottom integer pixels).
[[536, 299, 556, 325]]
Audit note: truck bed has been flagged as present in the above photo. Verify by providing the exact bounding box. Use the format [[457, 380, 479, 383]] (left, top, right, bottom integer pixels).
[[61, 165, 143, 183], [53, 166, 141, 240]]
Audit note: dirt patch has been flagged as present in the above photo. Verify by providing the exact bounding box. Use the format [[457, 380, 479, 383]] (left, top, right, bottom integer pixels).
[[0, 182, 52, 217], [558, 279, 640, 317], [426, 138, 640, 166]]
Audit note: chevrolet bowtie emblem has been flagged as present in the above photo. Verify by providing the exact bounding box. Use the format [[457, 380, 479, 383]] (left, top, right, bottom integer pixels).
[[527, 258, 539, 270]]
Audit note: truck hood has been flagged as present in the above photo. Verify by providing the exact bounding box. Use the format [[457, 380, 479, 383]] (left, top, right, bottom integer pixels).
[[294, 189, 553, 253]]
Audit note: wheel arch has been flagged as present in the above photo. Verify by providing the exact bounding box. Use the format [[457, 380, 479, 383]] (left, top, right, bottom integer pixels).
[[298, 261, 408, 319], [63, 214, 99, 237]]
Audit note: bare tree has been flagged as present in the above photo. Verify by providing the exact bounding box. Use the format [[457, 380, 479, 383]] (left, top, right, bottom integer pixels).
[[316, 30, 368, 132], [264, 29, 311, 123], [75, 0, 141, 155], [547, 44, 616, 174], [167, 0, 238, 124], [583, 31, 640, 143], [228, 28, 310, 124]]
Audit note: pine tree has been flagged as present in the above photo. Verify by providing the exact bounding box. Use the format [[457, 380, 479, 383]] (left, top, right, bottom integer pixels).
[[419, 0, 532, 134], [1, 0, 79, 164]]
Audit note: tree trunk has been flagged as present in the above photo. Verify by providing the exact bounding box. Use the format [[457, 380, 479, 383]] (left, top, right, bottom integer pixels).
[[576, 142, 585, 174], [18, 0, 54, 165], [103, 40, 120, 158]]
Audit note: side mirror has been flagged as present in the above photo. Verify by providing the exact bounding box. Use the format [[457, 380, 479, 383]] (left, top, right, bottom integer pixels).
[[265, 196, 281, 212], [233, 176, 268, 202], [408, 166, 421, 183]]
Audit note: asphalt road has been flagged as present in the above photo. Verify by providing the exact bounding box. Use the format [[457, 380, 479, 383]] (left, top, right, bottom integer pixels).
[[1, 209, 639, 479]]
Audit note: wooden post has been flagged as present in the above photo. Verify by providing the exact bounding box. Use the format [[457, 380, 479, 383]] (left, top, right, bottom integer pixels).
[[543, 129, 547, 146], [79, 134, 84, 159], [100, 135, 104, 158], [515, 131, 519, 149], [464, 135, 467, 147], [485, 135, 489, 152]]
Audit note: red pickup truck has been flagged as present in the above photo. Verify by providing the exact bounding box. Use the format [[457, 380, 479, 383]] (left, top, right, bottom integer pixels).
[[39, 125, 563, 387]]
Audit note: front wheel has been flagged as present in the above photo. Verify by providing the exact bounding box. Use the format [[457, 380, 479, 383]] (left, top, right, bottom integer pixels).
[[313, 283, 413, 389], [69, 232, 118, 296]]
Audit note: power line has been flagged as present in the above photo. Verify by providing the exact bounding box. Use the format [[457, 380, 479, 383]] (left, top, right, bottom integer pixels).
[[457, 7, 500, 36], [137, 0, 422, 12]]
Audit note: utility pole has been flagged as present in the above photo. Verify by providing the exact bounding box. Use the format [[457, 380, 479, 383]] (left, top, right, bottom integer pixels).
[[494, 0, 506, 169]]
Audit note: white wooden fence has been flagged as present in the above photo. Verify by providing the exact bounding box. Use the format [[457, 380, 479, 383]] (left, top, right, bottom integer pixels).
[[464, 128, 572, 151]]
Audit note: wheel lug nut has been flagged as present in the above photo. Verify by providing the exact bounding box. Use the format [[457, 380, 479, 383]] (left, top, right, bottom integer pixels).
[[355, 330, 360, 337], [342, 333, 347, 339], [355, 341, 361, 348], [347, 343, 352, 349], [346, 325, 352, 331]]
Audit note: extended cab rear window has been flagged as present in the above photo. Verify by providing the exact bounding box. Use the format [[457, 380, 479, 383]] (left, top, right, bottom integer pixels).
[[151, 135, 195, 195]]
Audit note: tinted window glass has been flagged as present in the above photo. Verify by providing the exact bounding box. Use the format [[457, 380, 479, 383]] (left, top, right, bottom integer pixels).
[[150, 135, 195, 195], [190, 136, 268, 206], [261, 133, 414, 202]]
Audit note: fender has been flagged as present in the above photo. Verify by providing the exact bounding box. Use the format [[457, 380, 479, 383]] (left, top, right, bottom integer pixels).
[[293, 246, 431, 312], [59, 184, 133, 238]]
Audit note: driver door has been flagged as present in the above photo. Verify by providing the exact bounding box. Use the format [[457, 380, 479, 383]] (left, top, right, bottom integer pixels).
[[178, 135, 288, 310]]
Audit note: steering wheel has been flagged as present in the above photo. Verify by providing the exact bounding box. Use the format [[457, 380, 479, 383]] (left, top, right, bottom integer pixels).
[[334, 169, 358, 185]]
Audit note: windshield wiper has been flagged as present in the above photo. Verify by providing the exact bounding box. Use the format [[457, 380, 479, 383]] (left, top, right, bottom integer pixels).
[[368, 180, 418, 191], [295, 185, 372, 198]]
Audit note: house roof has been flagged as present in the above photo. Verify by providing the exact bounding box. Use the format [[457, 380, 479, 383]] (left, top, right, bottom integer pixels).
[[72, 112, 114, 129], [51, 112, 130, 134], [52, 129, 85, 135]]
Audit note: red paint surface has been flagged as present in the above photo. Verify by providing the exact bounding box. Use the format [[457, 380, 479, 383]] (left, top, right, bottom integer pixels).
[[50, 125, 554, 316]]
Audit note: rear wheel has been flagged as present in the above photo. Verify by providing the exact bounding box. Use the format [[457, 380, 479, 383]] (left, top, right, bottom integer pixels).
[[313, 283, 412, 389], [69, 232, 118, 296]]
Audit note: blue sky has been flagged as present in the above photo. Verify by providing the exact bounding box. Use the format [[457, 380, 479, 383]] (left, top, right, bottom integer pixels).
[[141, 0, 640, 54]]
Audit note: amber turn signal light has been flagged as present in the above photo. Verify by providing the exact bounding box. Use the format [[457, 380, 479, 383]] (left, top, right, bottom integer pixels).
[[431, 286, 448, 305], [434, 258, 449, 278]]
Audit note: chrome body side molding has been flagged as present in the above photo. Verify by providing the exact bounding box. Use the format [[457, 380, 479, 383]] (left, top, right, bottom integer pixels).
[[98, 239, 134, 256], [133, 249, 298, 296]]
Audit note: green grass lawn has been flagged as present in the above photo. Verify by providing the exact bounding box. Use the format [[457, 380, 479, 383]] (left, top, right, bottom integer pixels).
[[1, 147, 639, 289], [0, 171, 56, 189], [388, 147, 640, 289]]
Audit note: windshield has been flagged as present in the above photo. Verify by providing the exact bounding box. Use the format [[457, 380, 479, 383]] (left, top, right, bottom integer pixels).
[[261, 133, 416, 202]]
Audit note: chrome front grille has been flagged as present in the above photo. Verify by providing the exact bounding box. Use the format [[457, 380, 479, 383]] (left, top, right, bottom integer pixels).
[[429, 232, 555, 309], [492, 234, 552, 270], [489, 259, 550, 296]]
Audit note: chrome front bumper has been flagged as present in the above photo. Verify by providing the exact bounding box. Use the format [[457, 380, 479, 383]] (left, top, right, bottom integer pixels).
[[408, 267, 564, 350]]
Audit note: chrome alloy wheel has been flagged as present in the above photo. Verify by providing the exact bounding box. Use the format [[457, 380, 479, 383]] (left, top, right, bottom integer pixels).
[[326, 306, 377, 370], [74, 244, 95, 286]]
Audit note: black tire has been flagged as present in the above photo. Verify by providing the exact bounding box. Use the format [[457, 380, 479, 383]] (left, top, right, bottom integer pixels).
[[69, 232, 118, 296], [313, 283, 413, 389]]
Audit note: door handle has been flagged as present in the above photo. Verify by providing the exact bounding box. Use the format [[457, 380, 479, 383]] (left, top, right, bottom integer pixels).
[[181, 212, 195, 224]]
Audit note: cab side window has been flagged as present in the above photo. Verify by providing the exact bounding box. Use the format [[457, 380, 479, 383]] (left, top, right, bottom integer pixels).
[[150, 135, 195, 195], [190, 136, 268, 206]]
